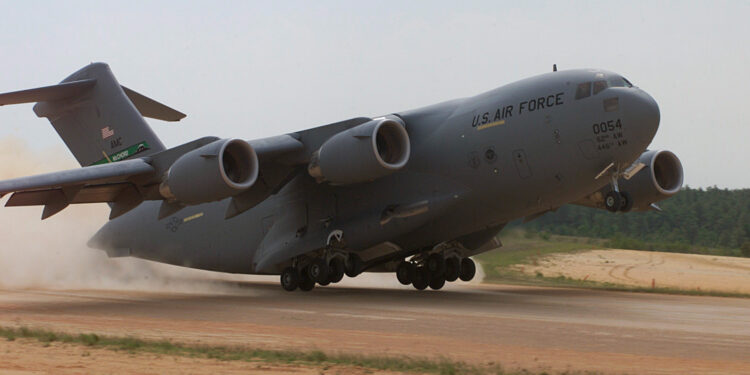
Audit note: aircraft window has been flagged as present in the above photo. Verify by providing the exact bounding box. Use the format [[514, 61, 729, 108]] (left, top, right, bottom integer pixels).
[[593, 80, 608, 95], [608, 76, 635, 88], [575, 82, 591, 99], [608, 77, 625, 87], [603, 97, 619, 112]]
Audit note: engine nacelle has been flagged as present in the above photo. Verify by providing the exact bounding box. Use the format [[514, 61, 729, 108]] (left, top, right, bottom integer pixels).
[[308, 118, 410, 185], [620, 150, 683, 211], [159, 138, 259, 205]]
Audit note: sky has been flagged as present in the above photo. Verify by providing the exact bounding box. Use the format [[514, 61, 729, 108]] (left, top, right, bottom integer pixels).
[[0, 1, 747, 188]]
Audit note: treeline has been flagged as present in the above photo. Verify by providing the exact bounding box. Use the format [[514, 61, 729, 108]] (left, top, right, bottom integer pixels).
[[514, 187, 750, 257]]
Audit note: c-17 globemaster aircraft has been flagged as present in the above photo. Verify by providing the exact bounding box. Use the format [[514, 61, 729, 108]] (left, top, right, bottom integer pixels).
[[0, 63, 682, 291]]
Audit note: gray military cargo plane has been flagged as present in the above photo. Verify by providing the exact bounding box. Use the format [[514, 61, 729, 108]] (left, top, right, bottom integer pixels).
[[0, 63, 682, 291]]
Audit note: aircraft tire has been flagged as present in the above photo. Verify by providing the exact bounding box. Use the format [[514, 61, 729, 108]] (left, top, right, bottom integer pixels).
[[429, 274, 446, 290], [445, 257, 460, 282], [298, 268, 316, 291], [308, 258, 329, 284], [396, 261, 412, 285], [328, 258, 345, 283], [605, 191, 622, 213], [412, 267, 429, 290], [345, 253, 363, 278], [426, 253, 446, 276], [280, 267, 299, 292], [406, 262, 418, 282], [459, 258, 476, 282], [619, 191, 633, 212]]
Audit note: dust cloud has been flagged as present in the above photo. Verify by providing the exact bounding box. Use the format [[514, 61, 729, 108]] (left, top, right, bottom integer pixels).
[[0, 137, 483, 293], [0, 137, 264, 294]]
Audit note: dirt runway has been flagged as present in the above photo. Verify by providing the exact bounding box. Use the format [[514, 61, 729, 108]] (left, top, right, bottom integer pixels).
[[1, 278, 749, 375]]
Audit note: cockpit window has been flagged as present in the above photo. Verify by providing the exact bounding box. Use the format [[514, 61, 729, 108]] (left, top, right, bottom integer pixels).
[[593, 80, 608, 95], [575, 82, 591, 99], [607, 76, 631, 88]]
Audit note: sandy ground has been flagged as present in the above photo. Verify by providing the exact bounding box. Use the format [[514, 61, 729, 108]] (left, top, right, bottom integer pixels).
[[1, 278, 750, 375], [515, 249, 750, 294], [0, 338, 405, 375]]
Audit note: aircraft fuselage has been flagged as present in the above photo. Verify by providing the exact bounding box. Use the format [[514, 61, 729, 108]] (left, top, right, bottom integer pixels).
[[91, 69, 660, 276]]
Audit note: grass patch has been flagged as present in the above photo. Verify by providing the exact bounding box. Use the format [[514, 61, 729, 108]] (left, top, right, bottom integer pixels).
[[475, 229, 750, 298], [476, 229, 603, 285], [0, 325, 542, 375]]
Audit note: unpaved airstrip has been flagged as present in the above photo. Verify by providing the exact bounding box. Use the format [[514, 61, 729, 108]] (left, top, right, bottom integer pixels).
[[515, 249, 750, 294], [1, 269, 749, 375]]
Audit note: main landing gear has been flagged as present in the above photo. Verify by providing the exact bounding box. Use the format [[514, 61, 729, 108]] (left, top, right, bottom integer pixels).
[[396, 254, 476, 291], [280, 255, 348, 292]]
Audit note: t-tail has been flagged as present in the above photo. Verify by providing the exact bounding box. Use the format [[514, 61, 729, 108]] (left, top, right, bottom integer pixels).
[[0, 62, 185, 166]]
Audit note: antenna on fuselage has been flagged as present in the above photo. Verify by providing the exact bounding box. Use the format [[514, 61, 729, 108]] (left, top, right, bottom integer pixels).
[[553, 64, 557, 72]]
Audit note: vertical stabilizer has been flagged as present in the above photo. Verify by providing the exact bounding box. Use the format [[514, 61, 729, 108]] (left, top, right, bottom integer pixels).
[[31, 63, 170, 166]]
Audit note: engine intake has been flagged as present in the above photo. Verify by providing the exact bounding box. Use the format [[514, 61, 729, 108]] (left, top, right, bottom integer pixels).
[[159, 138, 259, 204], [308, 118, 410, 185]]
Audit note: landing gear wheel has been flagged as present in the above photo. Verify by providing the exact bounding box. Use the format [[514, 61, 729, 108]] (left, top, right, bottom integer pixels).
[[298, 268, 315, 291], [426, 253, 446, 276], [345, 253, 363, 278], [429, 273, 446, 290], [619, 191, 633, 212], [280, 267, 299, 292], [604, 191, 622, 213], [308, 258, 329, 284], [396, 261, 412, 285], [411, 266, 430, 290], [328, 258, 345, 283], [445, 257, 460, 282], [459, 258, 476, 282]]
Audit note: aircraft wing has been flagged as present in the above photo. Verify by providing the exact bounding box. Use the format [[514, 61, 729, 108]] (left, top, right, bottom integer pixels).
[[0, 159, 156, 219], [0, 134, 308, 220]]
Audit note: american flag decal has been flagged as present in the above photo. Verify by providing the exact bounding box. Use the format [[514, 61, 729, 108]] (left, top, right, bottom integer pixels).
[[101, 126, 115, 139]]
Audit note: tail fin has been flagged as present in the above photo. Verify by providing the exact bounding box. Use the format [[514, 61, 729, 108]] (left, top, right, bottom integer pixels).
[[0, 63, 185, 166]]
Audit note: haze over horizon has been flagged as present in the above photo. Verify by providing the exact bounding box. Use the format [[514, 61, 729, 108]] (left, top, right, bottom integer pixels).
[[0, 1, 747, 188]]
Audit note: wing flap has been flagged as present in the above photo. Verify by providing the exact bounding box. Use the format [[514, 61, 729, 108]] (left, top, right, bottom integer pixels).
[[6, 184, 133, 207], [0, 158, 154, 195]]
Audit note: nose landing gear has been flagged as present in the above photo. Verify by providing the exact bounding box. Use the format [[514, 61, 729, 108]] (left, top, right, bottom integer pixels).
[[604, 190, 633, 213], [597, 163, 635, 213]]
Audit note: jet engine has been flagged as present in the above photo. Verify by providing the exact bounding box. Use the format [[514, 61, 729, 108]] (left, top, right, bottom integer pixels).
[[159, 138, 259, 204], [308, 118, 410, 185], [619, 150, 683, 211]]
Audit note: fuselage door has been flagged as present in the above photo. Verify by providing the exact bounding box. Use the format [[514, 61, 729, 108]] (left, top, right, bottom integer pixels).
[[513, 149, 532, 179]]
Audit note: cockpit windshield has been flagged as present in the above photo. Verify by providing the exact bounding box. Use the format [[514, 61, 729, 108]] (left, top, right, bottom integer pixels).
[[575, 82, 591, 99], [575, 75, 633, 100], [608, 76, 633, 88]]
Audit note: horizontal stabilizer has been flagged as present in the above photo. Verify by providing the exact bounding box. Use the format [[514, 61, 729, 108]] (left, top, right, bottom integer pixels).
[[0, 79, 96, 106], [121, 85, 186, 122]]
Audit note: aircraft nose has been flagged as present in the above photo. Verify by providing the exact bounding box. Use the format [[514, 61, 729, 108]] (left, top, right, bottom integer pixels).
[[626, 89, 660, 146]]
